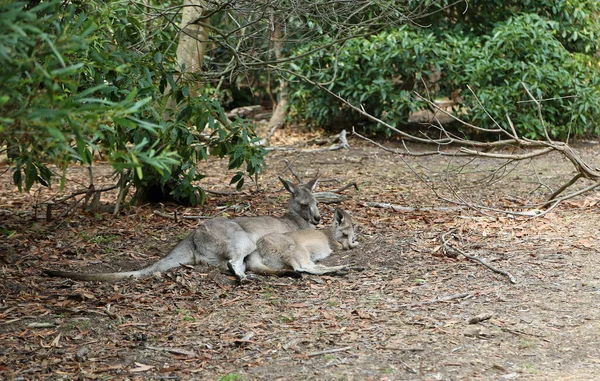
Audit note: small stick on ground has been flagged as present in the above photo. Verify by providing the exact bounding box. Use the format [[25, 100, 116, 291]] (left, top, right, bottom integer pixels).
[[204, 189, 242, 196], [397, 292, 473, 309], [145, 345, 196, 357], [153, 209, 233, 220], [283, 159, 303, 183], [267, 130, 351, 153], [331, 182, 358, 193], [368, 202, 463, 212], [308, 346, 353, 357], [440, 231, 517, 284]]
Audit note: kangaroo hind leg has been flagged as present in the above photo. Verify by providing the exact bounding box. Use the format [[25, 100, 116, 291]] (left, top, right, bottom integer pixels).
[[287, 253, 349, 275], [245, 252, 302, 279], [293, 262, 350, 275]]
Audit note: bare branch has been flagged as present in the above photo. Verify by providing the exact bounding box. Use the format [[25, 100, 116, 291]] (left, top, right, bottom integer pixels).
[[440, 231, 517, 284]]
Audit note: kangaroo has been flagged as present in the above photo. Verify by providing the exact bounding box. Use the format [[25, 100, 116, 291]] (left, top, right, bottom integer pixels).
[[44, 177, 321, 282], [245, 208, 358, 277]]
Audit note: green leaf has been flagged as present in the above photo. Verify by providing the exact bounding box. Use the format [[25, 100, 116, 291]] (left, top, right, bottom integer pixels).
[[114, 117, 137, 129], [24, 160, 37, 190], [13, 169, 22, 192], [50, 62, 85, 76]]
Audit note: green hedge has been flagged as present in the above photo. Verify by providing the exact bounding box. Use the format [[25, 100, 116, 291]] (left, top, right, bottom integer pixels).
[[287, 14, 600, 139]]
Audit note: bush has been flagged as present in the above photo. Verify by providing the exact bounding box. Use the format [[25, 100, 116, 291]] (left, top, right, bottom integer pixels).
[[287, 28, 438, 130], [288, 10, 600, 139], [0, 1, 265, 206], [451, 14, 600, 139]]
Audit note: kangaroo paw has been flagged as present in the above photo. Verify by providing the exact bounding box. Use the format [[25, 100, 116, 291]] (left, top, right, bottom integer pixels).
[[279, 270, 302, 279], [333, 267, 350, 275], [227, 261, 246, 283], [350, 266, 366, 272]]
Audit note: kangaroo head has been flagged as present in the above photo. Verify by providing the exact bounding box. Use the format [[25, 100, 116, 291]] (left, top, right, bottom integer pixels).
[[333, 208, 358, 250], [279, 176, 321, 225]]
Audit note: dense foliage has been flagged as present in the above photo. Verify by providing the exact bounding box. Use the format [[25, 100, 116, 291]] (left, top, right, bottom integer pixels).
[[0, 1, 265, 205], [288, 1, 600, 139]]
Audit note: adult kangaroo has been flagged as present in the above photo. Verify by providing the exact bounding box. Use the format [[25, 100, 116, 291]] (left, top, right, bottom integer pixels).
[[44, 177, 321, 282], [245, 208, 358, 277]]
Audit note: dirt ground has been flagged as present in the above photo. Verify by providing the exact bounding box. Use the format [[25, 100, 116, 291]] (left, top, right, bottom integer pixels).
[[2, 131, 600, 380]]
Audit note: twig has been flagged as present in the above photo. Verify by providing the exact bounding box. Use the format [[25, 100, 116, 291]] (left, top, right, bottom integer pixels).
[[440, 231, 517, 284], [367, 202, 463, 212], [153, 210, 211, 220], [53, 184, 119, 204], [283, 159, 303, 183], [266, 130, 350, 153], [399, 292, 473, 309], [546, 173, 583, 202], [104, 304, 118, 320], [394, 292, 472, 309], [314, 192, 349, 204], [468, 312, 494, 324], [145, 345, 196, 357], [204, 189, 242, 196], [331, 182, 358, 193], [308, 346, 352, 357]]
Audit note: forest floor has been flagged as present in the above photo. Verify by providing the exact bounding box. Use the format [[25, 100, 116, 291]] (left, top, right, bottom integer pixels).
[[2, 129, 600, 380]]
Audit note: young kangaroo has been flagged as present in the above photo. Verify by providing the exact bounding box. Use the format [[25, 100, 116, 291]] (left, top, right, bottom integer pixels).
[[245, 208, 358, 277], [45, 177, 321, 282]]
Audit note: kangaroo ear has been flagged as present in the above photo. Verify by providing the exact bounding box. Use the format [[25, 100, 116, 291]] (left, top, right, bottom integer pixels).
[[305, 177, 319, 192], [334, 208, 344, 224], [279, 177, 297, 196]]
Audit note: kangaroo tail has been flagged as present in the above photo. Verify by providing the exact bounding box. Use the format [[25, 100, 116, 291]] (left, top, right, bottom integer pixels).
[[43, 269, 146, 282], [44, 236, 198, 282]]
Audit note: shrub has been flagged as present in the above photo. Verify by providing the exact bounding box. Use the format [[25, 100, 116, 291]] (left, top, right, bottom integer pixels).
[[0, 1, 265, 206], [287, 12, 600, 139]]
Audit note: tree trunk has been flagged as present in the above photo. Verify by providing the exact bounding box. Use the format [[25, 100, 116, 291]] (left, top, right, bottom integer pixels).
[[176, 0, 208, 74], [165, 0, 210, 109], [267, 10, 288, 134]]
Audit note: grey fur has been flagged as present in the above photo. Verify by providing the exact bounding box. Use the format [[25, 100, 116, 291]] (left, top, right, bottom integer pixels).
[[245, 208, 358, 276], [44, 177, 320, 282]]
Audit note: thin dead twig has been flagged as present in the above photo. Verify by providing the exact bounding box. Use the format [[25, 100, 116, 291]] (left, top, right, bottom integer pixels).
[[440, 231, 517, 284], [153, 210, 211, 220], [204, 189, 242, 196], [397, 292, 473, 309], [367, 202, 463, 213], [283, 159, 303, 183], [266, 129, 351, 153], [331, 182, 358, 193], [308, 346, 352, 357], [146, 345, 196, 357]]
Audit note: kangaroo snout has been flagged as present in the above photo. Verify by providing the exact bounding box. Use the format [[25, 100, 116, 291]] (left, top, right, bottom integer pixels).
[[311, 214, 321, 224]]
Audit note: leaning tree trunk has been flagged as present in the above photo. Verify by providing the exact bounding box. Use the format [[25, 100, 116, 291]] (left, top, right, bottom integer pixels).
[[267, 10, 287, 137], [176, 0, 208, 75], [165, 0, 210, 109]]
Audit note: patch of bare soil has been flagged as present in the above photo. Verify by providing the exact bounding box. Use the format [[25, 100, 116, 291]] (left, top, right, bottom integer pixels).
[[2, 133, 600, 380]]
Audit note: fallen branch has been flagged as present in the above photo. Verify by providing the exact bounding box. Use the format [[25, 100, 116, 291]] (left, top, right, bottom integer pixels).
[[468, 312, 494, 324], [204, 189, 242, 196], [440, 231, 517, 284], [398, 292, 473, 309], [283, 159, 304, 183], [331, 182, 358, 193], [266, 130, 350, 153], [314, 192, 349, 204], [367, 202, 463, 212], [308, 346, 352, 357], [282, 62, 600, 217], [145, 345, 196, 357], [313, 181, 358, 203], [153, 210, 210, 220]]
